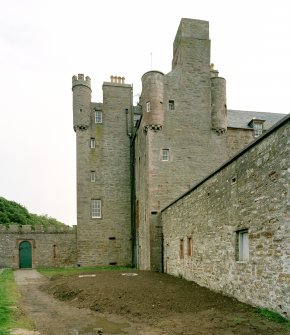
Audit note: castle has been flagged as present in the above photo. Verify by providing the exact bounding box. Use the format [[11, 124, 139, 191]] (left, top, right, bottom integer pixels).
[[72, 18, 285, 270], [1, 18, 288, 318]]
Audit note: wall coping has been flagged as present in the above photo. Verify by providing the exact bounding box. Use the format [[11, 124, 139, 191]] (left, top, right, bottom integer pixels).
[[0, 224, 76, 234]]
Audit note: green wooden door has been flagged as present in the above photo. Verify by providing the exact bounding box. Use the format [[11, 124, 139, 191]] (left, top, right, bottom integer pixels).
[[19, 241, 32, 268]]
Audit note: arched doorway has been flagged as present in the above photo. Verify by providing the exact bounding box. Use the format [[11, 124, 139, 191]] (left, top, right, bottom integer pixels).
[[19, 241, 32, 268]]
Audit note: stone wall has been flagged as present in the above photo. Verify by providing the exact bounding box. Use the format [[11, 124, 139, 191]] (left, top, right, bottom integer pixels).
[[0, 225, 77, 268], [162, 115, 290, 318], [226, 128, 254, 157]]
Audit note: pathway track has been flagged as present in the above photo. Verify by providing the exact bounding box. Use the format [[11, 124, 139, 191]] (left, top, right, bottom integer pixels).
[[13, 270, 158, 335]]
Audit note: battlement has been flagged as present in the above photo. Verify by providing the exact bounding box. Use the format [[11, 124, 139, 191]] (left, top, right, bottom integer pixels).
[[0, 224, 76, 234], [72, 74, 91, 89]]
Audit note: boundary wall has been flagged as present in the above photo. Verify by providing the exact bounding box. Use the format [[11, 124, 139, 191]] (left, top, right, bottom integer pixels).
[[0, 225, 77, 268]]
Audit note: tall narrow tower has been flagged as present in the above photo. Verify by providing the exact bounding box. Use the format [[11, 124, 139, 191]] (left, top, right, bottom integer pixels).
[[72, 74, 133, 266]]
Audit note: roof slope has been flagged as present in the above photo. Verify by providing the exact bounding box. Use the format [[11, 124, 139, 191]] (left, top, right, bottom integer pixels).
[[227, 110, 287, 130]]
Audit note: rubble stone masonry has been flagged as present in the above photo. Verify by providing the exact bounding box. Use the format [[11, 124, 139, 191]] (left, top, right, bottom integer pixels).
[[162, 115, 290, 318], [0, 225, 77, 268]]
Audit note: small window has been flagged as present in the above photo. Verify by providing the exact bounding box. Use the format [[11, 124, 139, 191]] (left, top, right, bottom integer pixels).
[[253, 122, 263, 137], [90, 138, 96, 148], [248, 119, 265, 137], [179, 239, 184, 259], [91, 199, 101, 218], [95, 111, 102, 124], [146, 101, 151, 112], [237, 229, 249, 261], [187, 237, 192, 256], [53, 244, 57, 259], [162, 149, 169, 161], [168, 100, 175, 111], [90, 171, 96, 182]]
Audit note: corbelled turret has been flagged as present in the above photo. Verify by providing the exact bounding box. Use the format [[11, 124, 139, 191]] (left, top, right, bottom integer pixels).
[[141, 70, 164, 131], [210, 64, 227, 134]]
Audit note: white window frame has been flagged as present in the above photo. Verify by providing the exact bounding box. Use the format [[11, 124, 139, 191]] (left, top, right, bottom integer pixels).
[[162, 149, 169, 161], [91, 199, 101, 218], [169, 100, 175, 111], [146, 101, 151, 112], [95, 111, 102, 124], [253, 122, 263, 137], [90, 138, 96, 148], [238, 230, 249, 261], [90, 171, 96, 182]]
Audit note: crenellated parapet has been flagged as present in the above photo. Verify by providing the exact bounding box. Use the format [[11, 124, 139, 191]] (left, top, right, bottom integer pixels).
[[72, 74, 91, 90], [0, 224, 76, 234]]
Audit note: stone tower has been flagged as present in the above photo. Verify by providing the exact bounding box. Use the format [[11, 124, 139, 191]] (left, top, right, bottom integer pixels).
[[134, 18, 230, 271], [210, 64, 227, 133], [72, 75, 132, 266]]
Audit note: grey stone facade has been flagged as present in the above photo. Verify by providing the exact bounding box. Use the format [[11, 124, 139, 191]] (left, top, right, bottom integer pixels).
[[72, 18, 286, 271], [69, 17, 289, 317], [132, 18, 286, 271], [0, 225, 76, 268], [162, 115, 290, 318]]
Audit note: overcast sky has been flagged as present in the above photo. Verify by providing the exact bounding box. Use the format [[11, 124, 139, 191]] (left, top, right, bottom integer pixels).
[[0, 0, 289, 226]]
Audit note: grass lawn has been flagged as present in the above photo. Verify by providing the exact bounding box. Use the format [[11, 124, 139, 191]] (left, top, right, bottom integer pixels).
[[0, 269, 35, 335]]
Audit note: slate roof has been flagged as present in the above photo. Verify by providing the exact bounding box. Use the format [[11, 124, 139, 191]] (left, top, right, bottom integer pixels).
[[227, 110, 287, 130]]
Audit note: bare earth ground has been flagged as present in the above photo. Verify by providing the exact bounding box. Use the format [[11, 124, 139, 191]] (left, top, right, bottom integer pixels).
[[14, 269, 289, 335]]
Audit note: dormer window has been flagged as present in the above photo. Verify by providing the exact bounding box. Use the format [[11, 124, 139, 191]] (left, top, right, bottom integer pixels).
[[254, 123, 263, 137], [248, 118, 265, 138]]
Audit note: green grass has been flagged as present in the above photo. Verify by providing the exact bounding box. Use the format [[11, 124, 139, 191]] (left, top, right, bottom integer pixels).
[[0, 269, 16, 335], [37, 265, 134, 278], [0, 269, 35, 335], [255, 308, 290, 326]]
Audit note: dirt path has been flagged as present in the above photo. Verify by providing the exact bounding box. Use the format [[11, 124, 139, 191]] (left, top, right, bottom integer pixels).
[[13, 269, 289, 335], [13, 270, 159, 335]]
